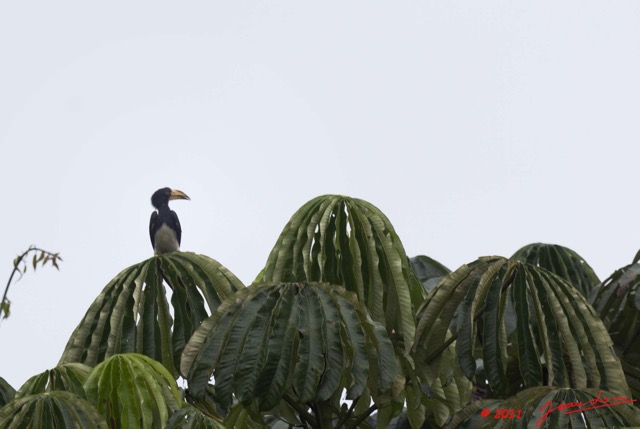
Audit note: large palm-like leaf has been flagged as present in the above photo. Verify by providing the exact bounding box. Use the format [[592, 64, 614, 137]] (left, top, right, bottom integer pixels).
[[257, 195, 423, 353], [223, 403, 272, 429], [512, 243, 600, 298], [0, 391, 108, 429], [83, 353, 182, 428], [590, 256, 640, 401], [0, 377, 15, 408], [445, 386, 640, 429], [409, 255, 451, 295], [414, 256, 630, 398], [165, 405, 225, 429], [60, 252, 244, 375], [396, 332, 473, 429], [15, 363, 91, 400], [181, 282, 398, 417]]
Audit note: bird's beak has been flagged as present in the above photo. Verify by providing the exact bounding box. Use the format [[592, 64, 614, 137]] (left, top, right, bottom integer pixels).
[[169, 189, 190, 201]]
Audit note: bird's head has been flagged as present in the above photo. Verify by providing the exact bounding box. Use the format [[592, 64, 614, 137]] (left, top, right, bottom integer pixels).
[[151, 187, 190, 209]]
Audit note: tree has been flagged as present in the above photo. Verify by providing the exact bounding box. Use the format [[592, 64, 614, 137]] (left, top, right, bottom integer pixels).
[[1, 195, 639, 428]]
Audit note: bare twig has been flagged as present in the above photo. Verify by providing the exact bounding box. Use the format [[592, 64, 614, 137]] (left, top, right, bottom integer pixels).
[[1, 245, 62, 321]]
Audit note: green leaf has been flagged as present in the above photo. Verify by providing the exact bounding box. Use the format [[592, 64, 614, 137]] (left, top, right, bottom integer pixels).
[[0, 377, 16, 408], [512, 242, 599, 298], [223, 403, 267, 429], [83, 353, 182, 429], [314, 287, 344, 401], [0, 391, 108, 428], [59, 252, 244, 375], [166, 405, 225, 429], [414, 258, 498, 378], [481, 263, 509, 393], [293, 287, 324, 402], [0, 300, 10, 320], [590, 258, 640, 402], [514, 268, 543, 387], [415, 256, 631, 398], [257, 195, 422, 355], [409, 255, 451, 295], [181, 282, 397, 412], [16, 363, 92, 400]]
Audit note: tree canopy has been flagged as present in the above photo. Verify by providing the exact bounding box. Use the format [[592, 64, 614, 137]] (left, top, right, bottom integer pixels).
[[2, 194, 639, 428]]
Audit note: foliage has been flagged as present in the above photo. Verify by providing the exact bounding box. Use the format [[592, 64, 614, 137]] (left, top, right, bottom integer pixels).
[[414, 256, 629, 399], [590, 251, 640, 402], [511, 242, 600, 298], [409, 255, 450, 295], [1, 194, 637, 428], [0, 391, 107, 429], [181, 281, 398, 426], [83, 353, 183, 428], [257, 195, 423, 354], [166, 405, 226, 429], [59, 252, 244, 375], [1, 245, 62, 320], [15, 363, 91, 400], [0, 378, 14, 409], [1, 355, 223, 429]]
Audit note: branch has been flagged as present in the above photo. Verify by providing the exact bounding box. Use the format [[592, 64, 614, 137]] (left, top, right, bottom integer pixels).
[[345, 405, 377, 429], [1, 246, 62, 321], [283, 394, 318, 429], [334, 401, 356, 429]]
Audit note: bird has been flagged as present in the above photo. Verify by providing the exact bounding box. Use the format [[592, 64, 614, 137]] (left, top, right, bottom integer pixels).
[[149, 187, 190, 254]]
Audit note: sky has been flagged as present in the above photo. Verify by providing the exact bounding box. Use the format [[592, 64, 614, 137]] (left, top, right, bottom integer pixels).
[[1, 2, 639, 389]]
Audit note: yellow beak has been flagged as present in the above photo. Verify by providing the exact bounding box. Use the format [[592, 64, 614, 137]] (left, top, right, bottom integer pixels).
[[169, 189, 190, 201]]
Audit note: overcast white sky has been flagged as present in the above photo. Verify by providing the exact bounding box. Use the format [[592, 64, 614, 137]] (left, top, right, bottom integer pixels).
[[1, 2, 639, 389]]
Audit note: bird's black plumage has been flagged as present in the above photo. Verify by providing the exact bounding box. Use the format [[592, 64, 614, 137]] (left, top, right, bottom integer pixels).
[[149, 187, 190, 254]]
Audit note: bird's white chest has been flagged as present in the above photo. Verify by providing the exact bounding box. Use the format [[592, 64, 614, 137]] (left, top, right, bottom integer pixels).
[[154, 224, 180, 254]]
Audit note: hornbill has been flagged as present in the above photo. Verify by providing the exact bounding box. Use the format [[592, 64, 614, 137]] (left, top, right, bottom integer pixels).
[[149, 187, 190, 254]]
